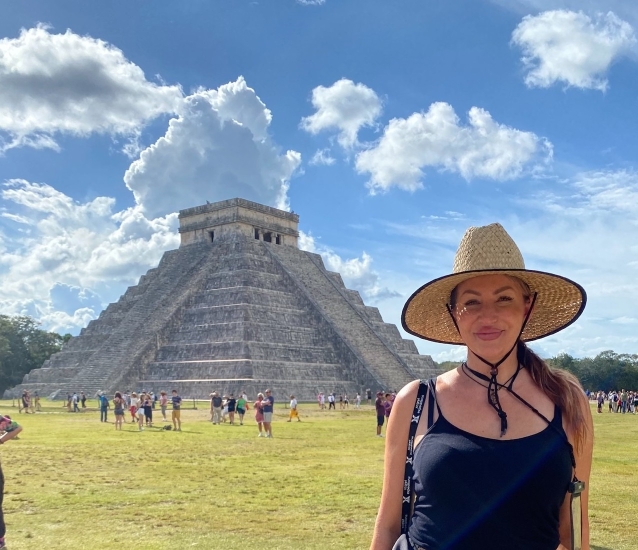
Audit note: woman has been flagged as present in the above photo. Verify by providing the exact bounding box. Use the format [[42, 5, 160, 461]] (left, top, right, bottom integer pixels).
[[227, 394, 237, 425], [130, 392, 139, 423], [159, 391, 168, 421], [236, 394, 248, 425], [113, 392, 125, 430], [221, 396, 229, 423], [20, 391, 30, 414], [371, 223, 593, 550], [137, 393, 147, 431], [143, 393, 153, 427], [254, 393, 265, 437]]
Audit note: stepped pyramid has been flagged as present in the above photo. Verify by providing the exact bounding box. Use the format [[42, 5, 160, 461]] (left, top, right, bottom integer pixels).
[[8, 198, 439, 400]]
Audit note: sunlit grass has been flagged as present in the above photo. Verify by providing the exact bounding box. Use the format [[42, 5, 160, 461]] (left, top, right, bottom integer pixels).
[[0, 400, 635, 549]]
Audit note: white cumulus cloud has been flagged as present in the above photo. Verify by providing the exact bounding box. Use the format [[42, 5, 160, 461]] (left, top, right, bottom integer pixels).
[[511, 10, 636, 91], [124, 77, 301, 218], [355, 102, 551, 193], [0, 179, 179, 333], [301, 79, 382, 148], [0, 25, 183, 152]]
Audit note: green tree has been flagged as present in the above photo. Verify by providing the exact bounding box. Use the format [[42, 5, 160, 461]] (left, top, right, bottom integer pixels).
[[0, 315, 65, 394]]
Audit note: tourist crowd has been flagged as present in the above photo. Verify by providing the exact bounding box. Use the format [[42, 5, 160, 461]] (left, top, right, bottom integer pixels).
[[591, 390, 638, 414]]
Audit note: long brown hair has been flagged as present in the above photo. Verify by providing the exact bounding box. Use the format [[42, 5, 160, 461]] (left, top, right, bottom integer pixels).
[[517, 341, 588, 451]]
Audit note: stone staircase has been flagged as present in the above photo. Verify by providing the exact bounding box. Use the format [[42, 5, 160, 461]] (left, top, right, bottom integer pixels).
[[265, 243, 434, 391]]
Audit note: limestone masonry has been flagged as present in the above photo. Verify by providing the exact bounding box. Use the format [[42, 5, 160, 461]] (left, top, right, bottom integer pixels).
[[7, 198, 440, 400]]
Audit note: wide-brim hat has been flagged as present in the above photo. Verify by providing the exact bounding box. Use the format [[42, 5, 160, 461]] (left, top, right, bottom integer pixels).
[[402, 223, 586, 345]]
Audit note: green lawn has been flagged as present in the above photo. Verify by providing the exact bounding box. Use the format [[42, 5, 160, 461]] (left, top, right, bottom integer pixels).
[[0, 401, 635, 550]]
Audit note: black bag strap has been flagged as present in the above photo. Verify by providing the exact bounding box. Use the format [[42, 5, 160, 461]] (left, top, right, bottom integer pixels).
[[400, 379, 435, 535]]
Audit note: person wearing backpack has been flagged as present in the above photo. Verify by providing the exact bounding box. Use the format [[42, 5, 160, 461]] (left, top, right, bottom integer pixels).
[[98, 392, 110, 423]]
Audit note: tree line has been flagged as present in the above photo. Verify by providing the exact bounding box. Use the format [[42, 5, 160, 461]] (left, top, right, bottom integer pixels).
[[0, 315, 71, 394], [547, 351, 638, 391]]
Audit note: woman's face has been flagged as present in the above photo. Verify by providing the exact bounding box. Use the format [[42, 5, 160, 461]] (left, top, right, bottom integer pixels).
[[452, 274, 531, 362]]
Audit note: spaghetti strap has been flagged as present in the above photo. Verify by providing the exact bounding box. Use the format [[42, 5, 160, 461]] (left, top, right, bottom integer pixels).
[[427, 378, 441, 417]]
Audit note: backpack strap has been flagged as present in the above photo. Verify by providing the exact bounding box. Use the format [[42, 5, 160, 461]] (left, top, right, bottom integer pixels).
[[400, 379, 433, 535]]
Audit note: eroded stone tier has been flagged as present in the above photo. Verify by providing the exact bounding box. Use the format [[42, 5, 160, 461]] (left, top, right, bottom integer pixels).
[[7, 199, 440, 400]]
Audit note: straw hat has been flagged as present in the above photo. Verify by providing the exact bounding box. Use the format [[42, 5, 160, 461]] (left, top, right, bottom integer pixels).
[[402, 223, 586, 345]]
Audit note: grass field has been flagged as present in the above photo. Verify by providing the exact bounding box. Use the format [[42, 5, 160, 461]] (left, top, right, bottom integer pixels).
[[0, 400, 636, 550]]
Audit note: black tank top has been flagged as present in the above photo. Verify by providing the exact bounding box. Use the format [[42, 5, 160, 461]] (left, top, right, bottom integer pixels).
[[408, 403, 572, 550]]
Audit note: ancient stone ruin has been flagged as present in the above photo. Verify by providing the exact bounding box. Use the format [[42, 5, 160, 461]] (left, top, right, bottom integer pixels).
[[8, 198, 439, 400]]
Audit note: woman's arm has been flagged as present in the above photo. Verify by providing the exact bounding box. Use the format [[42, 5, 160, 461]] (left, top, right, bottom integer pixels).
[[0, 425, 22, 444], [558, 392, 594, 550], [369, 380, 420, 550]]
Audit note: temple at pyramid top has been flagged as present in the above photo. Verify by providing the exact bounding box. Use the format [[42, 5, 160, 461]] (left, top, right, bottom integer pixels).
[[179, 198, 300, 247], [7, 198, 440, 400]]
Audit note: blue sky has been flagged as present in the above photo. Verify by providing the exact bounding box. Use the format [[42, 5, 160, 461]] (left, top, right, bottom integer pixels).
[[1, 0, 637, 363]]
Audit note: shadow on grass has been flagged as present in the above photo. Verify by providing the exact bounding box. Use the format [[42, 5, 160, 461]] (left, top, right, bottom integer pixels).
[[592, 546, 614, 550]]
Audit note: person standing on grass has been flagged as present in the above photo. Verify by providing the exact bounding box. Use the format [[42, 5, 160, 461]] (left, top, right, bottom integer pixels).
[[367, 388, 372, 405], [0, 415, 23, 549], [355, 393, 361, 409], [143, 393, 153, 427], [620, 389, 628, 414], [34, 392, 41, 412], [227, 393, 237, 425], [375, 392, 385, 437], [287, 395, 301, 422], [130, 392, 139, 423], [236, 394, 248, 425], [98, 392, 110, 422], [344, 394, 349, 409], [319, 392, 325, 410], [383, 393, 393, 424], [137, 394, 146, 431], [221, 396, 229, 423], [113, 392, 125, 430], [211, 392, 222, 424], [19, 391, 29, 414], [171, 390, 182, 431], [254, 393, 265, 436], [328, 393, 335, 410], [159, 391, 168, 421], [80, 391, 87, 409], [262, 389, 274, 438], [597, 391, 604, 414], [608, 392, 613, 413], [72, 392, 79, 412]]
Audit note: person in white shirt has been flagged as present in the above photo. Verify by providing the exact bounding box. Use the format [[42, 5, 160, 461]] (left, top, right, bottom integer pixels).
[[287, 395, 301, 422]]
